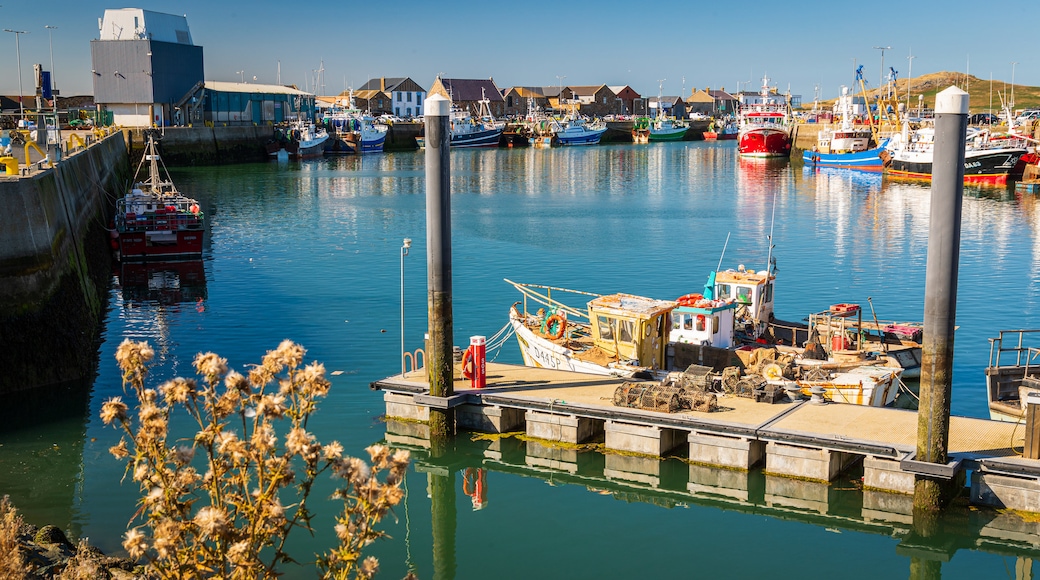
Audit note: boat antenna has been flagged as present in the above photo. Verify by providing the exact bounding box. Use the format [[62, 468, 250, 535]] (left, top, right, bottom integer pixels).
[[765, 190, 777, 275], [716, 232, 731, 272]]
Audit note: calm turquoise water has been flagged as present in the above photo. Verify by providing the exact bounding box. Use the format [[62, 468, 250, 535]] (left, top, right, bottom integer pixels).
[[4, 142, 1040, 578]]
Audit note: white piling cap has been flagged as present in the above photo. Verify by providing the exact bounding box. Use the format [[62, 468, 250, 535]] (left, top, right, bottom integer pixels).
[[425, 94, 450, 117], [935, 86, 969, 115]]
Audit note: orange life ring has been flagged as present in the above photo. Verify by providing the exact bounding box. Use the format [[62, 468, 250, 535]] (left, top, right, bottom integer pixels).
[[462, 348, 474, 379], [675, 293, 703, 307], [545, 314, 566, 339]]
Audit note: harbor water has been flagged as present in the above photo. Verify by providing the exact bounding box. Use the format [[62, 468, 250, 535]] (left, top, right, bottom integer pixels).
[[3, 141, 1040, 578]]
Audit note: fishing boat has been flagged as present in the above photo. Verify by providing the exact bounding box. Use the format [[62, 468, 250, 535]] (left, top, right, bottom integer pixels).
[[803, 85, 886, 170], [451, 89, 506, 148], [985, 329, 1040, 422], [737, 75, 792, 158], [505, 274, 903, 407], [553, 116, 608, 146], [632, 117, 650, 144], [323, 90, 388, 153], [113, 133, 205, 261], [271, 117, 329, 159], [649, 116, 688, 141], [881, 125, 1028, 185]]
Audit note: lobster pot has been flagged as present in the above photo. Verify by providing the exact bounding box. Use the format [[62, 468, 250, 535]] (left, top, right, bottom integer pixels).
[[677, 364, 715, 391], [679, 389, 719, 413], [735, 375, 768, 399], [613, 383, 681, 413]]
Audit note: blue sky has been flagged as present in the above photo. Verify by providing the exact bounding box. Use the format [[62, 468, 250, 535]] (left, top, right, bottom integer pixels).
[[1, 0, 1036, 103]]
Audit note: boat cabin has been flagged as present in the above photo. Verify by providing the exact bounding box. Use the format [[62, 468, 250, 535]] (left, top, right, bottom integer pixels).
[[586, 294, 676, 369], [670, 299, 738, 348], [708, 267, 775, 324]]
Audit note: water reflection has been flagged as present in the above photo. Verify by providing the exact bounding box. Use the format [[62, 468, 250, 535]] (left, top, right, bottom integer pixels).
[[385, 419, 1040, 579]]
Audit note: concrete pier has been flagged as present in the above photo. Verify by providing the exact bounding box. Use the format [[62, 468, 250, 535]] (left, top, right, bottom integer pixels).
[[0, 132, 128, 393], [373, 362, 1040, 513]]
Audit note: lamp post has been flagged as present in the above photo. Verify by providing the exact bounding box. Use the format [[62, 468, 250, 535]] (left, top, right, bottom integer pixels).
[[45, 25, 60, 157], [556, 75, 566, 115], [45, 25, 56, 90], [906, 50, 915, 112], [873, 45, 891, 96], [4, 29, 28, 121], [1011, 61, 1018, 112], [400, 237, 411, 375], [236, 70, 244, 83]]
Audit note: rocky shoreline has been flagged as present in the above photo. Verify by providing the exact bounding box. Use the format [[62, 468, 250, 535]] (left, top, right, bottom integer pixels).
[[10, 520, 143, 579]]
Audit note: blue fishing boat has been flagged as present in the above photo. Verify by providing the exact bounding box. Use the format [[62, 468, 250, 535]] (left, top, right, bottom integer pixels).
[[554, 116, 607, 146], [803, 84, 885, 170]]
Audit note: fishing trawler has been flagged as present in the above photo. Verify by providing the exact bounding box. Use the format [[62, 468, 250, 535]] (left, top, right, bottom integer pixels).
[[113, 133, 205, 261]]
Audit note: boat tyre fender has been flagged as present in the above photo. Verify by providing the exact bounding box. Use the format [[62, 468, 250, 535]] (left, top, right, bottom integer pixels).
[[462, 348, 474, 379], [545, 314, 567, 340]]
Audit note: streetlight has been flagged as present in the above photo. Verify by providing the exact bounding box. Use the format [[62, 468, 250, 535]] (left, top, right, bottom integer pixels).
[[236, 70, 245, 83], [44, 25, 57, 90], [4, 29, 28, 121], [906, 50, 915, 111], [1011, 61, 1018, 112], [555, 75, 566, 115], [400, 237, 411, 375], [873, 45, 891, 96]]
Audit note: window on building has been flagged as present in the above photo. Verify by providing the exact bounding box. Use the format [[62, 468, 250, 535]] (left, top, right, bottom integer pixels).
[[406, 107, 411, 117], [407, 92, 412, 102], [417, 94, 422, 107], [395, 107, 400, 116], [397, 93, 402, 102], [508, 96, 513, 107], [602, 96, 607, 104]]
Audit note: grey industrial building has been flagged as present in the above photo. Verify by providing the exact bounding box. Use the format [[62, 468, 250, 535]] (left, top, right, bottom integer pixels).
[[90, 9, 204, 127]]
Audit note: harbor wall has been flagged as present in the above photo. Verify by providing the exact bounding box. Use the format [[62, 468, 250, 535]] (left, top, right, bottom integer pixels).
[[125, 125, 275, 166], [0, 133, 129, 394]]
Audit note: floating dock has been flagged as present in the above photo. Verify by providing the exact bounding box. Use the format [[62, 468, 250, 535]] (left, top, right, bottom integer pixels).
[[372, 362, 1040, 513]]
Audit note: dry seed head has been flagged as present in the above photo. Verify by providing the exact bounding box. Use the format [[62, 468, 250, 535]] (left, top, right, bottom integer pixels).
[[100, 397, 128, 424], [109, 438, 130, 460], [159, 377, 197, 405], [193, 506, 229, 540], [224, 369, 250, 394], [122, 528, 148, 560], [115, 339, 155, 371], [193, 352, 228, 378], [323, 441, 344, 460]]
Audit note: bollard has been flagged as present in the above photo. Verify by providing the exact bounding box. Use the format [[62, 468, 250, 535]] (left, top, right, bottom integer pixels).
[[914, 86, 968, 512], [469, 336, 486, 389], [424, 93, 454, 442]]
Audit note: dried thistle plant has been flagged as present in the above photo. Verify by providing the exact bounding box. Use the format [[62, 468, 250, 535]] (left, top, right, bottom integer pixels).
[[0, 496, 26, 580], [103, 339, 410, 579]]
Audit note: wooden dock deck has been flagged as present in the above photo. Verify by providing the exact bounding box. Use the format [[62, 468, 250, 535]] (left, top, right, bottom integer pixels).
[[372, 362, 1040, 512]]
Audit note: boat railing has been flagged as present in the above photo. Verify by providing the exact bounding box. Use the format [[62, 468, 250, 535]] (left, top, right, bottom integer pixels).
[[504, 278, 597, 321], [989, 330, 1040, 371]]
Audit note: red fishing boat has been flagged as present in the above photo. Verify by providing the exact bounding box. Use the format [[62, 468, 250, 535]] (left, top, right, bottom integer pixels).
[[737, 76, 792, 158], [113, 132, 205, 261]]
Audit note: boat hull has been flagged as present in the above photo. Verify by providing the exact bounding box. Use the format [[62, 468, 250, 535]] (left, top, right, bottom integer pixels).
[[738, 128, 792, 157], [117, 227, 204, 261], [649, 128, 688, 141], [803, 146, 885, 170], [557, 129, 606, 146], [510, 313, 632, 376], [885, 147, 1026, 185], [451, 128, 504, 148], [795, 364, 901, 406]]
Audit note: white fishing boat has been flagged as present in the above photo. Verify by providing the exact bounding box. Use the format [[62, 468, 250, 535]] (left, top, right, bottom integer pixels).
[[985, 329, 1040, 422], [505, 274, 903, 407]]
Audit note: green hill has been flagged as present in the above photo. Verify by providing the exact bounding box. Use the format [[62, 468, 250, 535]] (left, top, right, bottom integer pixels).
[[804, 72, 1040, 113]]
